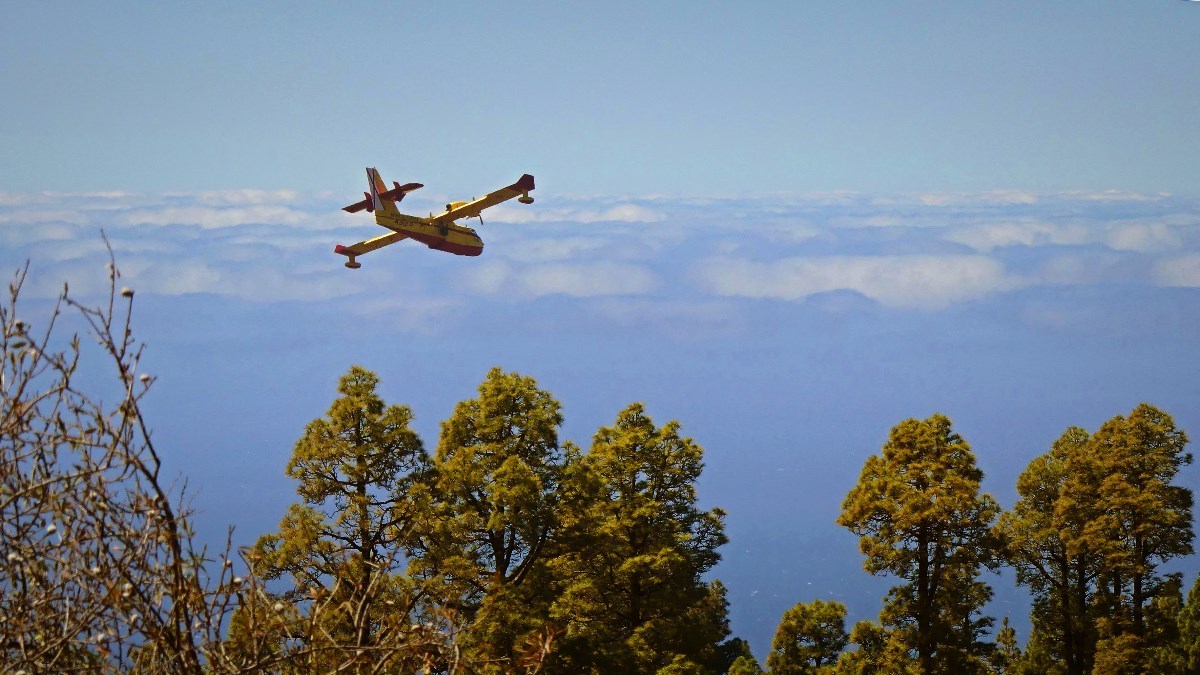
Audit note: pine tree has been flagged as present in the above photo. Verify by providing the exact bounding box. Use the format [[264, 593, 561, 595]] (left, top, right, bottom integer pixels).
[[767, 599, 848, 673], [418, 366, 568, 669], [991, 617, 1022, 674], [246, 365, 431, 669], [728, 654, 764, 675], [1178, 575, 1200, 674], [550, 403, 730, 673], [1080, 404, 1193, 640], [995, 426, 1099, 675], [834, 620, 915, 674], [1145, 574, 1187, 674], [837, 414, 1000, 674]]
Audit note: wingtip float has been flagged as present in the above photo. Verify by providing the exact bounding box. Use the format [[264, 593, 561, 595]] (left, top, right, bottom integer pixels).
[[334, 168, 536, 269]]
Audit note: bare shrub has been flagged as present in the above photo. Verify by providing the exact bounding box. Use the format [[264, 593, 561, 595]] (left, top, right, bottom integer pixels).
[[0, 253, 248, 672]]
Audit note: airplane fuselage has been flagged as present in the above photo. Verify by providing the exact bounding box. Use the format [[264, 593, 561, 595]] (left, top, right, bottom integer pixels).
[[375, 211, 483, 256]]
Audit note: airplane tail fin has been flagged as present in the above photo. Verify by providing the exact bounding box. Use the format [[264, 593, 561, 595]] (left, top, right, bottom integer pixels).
[[367, 167, 399, 214]]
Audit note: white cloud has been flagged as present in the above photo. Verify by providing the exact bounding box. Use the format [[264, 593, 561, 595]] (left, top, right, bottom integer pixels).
[[1033, 252, 1135, 285], [462, 260, 657, 298], [483, 203, 665, 224], [0, 209, 92, 225], [117, 205, 314, 229], [945, 221, 1091, 252], [521, 263, 657, 296], [591, 297, 741, 333], [1155, 254, 1200, 287], [462, 260, 513, 294], [1068, 190, 1170, 202], [329, 294, 464, 334], [191, 189, 304, 206], [2, 188, 1197, 317], [123, 261, 362, 302], [918, 191, 1040, 207], [695, 255, 1019, 310], [946, 219, 1185, 254], [0, 222, 82, 246], [1105, 222, 1181, 253], [499, 236, 613, 263]]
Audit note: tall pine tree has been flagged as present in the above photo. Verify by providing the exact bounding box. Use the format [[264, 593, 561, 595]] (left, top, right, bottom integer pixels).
[[550, 403, 730, 673], [417, 366, 568, 669], [838, 414, 1000, 674], [246, 366, 431, 668], [995, 426, 1100, 675], [766, 599, 848, 673], [1081, 404, 1193, 670]]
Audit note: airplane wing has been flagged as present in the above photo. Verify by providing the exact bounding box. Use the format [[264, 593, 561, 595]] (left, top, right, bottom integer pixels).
[[343, 182, 425, 213], [334, 231, 408, 258], [432, 174, 535, 224]]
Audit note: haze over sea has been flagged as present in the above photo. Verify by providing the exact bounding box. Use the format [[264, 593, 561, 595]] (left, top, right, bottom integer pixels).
[[3, 1, 1198, 658]]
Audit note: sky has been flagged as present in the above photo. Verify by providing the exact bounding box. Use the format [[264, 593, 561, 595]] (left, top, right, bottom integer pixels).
[[3, 0, 1200, 660]]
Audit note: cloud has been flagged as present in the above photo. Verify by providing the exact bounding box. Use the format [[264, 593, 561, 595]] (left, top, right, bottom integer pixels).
[[338, 295, 465, 334], [122, 260, 362, 302], [1068, 190, 1170, 202], [1034, 252, 1136, 286], [1155, 255, 1200, 287], [918, 191, 1040, 207], [190, 189, 304, 206], [0, 209, 92, 225], [590, 297, 742, 335], [945, 221, 1091, 252], [1, 188, 1196, 319], [483, 203, 666, 224], [946, 219, 1185, 254], [117, 205, 315, 229], [498, 236, 614, 263], [1105, 222, 1182, 253], [695, 255, 1019, 310], [462, 260, 658, 298]]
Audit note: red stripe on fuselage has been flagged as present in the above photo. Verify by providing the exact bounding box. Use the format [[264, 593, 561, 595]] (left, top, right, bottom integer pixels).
[[406, 231, 482, 256]]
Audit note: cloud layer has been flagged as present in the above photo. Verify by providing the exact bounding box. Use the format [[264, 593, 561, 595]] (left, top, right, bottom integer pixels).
[[696, 255, 1017, 310], [1, 188, 1196, 329]]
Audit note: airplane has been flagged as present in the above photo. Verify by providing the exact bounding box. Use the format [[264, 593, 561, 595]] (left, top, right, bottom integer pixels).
[[334, 168, 535, 268]]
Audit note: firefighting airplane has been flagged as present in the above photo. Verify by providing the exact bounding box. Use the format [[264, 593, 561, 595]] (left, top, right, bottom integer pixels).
[[334, 168, 535, 268]]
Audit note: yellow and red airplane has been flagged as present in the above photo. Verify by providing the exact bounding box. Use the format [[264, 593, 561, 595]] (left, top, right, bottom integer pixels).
[[334, 168, 535, 268]]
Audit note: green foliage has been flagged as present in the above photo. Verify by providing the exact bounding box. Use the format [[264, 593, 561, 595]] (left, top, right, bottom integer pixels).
[[718, 637, 757, 673], [837, 414, 1000, 674], [420, 366, 568, 667], [833, 621, 915, 675], [1000, 404, 1193, 675], [995, 426, 1098, 675], [243, 365, 431, 668], [1014, 631, 1068, 675], [728, 653, 764, 675], [1081, 404, 1193, 636], [549, 403, 730, 674], [1180, 575, 1200, 674], [990, 617, 1021, 674], [1146, 574, 1188, 674], [767, 599, 848, 673], [1092, 629, 1144, 675]]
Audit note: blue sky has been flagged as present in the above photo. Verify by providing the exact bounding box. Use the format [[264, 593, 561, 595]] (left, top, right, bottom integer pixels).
[[3, 1, 1200, 659], [3, 2, 1199, 195]]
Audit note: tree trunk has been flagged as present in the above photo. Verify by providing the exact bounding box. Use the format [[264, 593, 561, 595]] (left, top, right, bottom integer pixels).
[[917, 531, 933, 672], [1059, 555, 1079, 675]]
